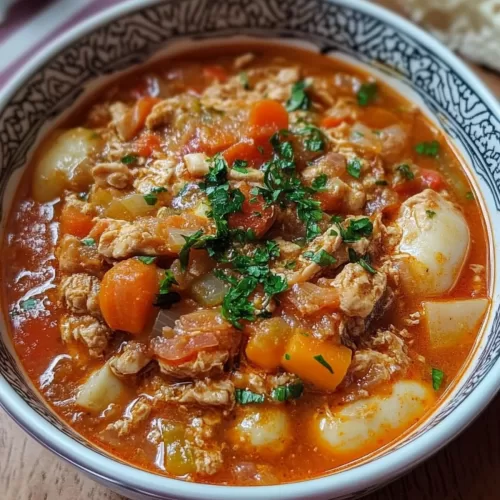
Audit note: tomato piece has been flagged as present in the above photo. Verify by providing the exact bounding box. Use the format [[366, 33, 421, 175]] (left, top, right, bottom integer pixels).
[[314, 190, 342, 212], [60, 205, 94, 238], [203, 65, 228, 83], [223, 139, 271, 169], [116, 97, 161, 141], [420, 168, 445, 190], [248, 99, 289, 140], [320, 116, 345, 128], [228, 183, 275, 238], [200, 128, 238, 156], [136, 132, 161, 157], [151, 332, 220, 365], [100, 259, 159, 335]]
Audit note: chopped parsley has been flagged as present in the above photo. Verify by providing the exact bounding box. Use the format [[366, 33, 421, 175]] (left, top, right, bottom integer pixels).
[[271, 382, 304, 402], [284, 353, 291, 360], [357, 82, 378, 107], [137, 256, 156, 264], [232, 159, 249, 173], [235, 389, 265, 405], [179, 229, 205, 271], [313, 354, 334, 374], [347, 158, 362, 179], [143, 193, 158, 206], [426, 209, 437, 219], [154, 270, 180, 309], [432, 367, 445, 391], [348, 248, 377, 274], [295, 124, 325, 152], [121, 154, 138, 165], [465, 191, 475, 200], [337, 218, 373, 243], [311, 174, 328, 192], [330, 214, 343, 224], [81, 237, 95, 247], [239, 71, 250, 90], [284, 260, 297, 270], [20, 298, 38, 311], [286, 80, 311, 112], [303, 249, 336, 267], [396, 163, 415, 180], [415, 140, 440, 157]]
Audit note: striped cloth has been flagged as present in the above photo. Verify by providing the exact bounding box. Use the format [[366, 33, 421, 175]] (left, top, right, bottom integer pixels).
[[0, 0, 123, 88]]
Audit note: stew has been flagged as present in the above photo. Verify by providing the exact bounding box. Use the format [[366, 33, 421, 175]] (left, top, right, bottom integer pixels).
[[2, 43, 489, 485]]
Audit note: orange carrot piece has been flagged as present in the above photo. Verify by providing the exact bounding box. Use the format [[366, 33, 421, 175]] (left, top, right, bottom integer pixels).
[[248, 99, 289, 140], [136, 132, 161, 157], [60, 205, 94, 238], [100, 258, 159, 335]]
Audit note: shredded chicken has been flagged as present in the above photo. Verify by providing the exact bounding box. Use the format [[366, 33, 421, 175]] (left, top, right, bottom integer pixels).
[[60, 314, 111, 357], [109, 342, 151, 377], [59, 273, 101, 318], [106, 397, 152, 437], [92, 162, 133, 189], [157, 350, 231, 380], [56, 235, 104, 275], [154, 379, 235, 407]]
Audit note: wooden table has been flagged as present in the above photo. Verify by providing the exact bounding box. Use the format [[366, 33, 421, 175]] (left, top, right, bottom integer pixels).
[[1, 64, 499, 500]]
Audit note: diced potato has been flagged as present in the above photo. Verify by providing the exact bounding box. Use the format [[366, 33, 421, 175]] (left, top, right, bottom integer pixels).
[[228, 407, 291, 457], [76, 363, 125, 412], [395, 190, 470, 296], [32, 128, 102, 202], [312, 380, 434, 454], [424, 298, 489, 348], [183, 153, 210, 177], [105, 193, 156, 221]]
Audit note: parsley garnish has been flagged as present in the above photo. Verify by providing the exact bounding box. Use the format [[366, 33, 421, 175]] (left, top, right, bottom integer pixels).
[[347, 158, 362, 178], [396, 164, 414, 180], [137, 256, 156, 264], [348, 248, 377, 274], [337, 218, 373, 243], [232, 159, 249, 173], [330, 214, 343, 224], [81, 237, 95, 247], [465, 191, 474, 200], [286, 80, 311, 112], [121, 154, 138, 165], [154, 270, 180, 308], [20, 298, 37, 311], [313, 354, 334, 374], [303, 249, 336, 267], [295, 124, 325, 152], [143, 193, 158, 205], [357, 82, 378, 106], [415, 140, 440, 157], [284, 353, 291, 360], [271, 382, 304, 402], [426, 210, 437, 219], [432, 367, 444, 390], [235, 389, 265, 405], [179, 229, 205, 271], [239, 71, 250, 90], [284, 260, 296, 270], [311, 174, 328, 192]]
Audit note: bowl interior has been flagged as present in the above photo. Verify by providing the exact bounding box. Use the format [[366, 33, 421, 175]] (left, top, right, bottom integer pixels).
[[0, 1, 499, 499]]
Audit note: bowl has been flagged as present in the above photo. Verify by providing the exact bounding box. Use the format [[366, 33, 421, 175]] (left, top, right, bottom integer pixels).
[[0, 1, 499, 499]]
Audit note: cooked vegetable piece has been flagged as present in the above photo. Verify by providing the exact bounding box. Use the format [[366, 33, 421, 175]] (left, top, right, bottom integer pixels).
[[162, 423, 196, 476], [105, 193, 157, 221], [248, 99, 289, 139], [100, 258, 159, 334], [60, 205, 94, 238], [190, 272, 228, 306], [281, 333, 351, 391], [424, 299, 488, 348]]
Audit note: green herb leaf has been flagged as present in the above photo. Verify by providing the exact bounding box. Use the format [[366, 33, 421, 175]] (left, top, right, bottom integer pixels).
[[284, 260, 296, 270], [143, 193, 158, 206], [271, 382, 304, 402], [432, 367, 445, 390], [179, 229, 205, 271], [239, 71, 250, 90], [20, 298, 37, 311], [284, 353, 291, 360], [348, 248, 377, 274], [426, 210, 437, 219], [313, 354, 334, 374], [396, 163, 415, 180], [415, 140, 440, 157], [137, 256, 156, 264], [295, 124, 325, 152], [154, 270, 180, 309], [286, 80, 311, 112], [235, 388, 265, 405], [338, 218, 373, 243], [357, 82, 378, 107], [81, 237, 95, 247], [311, 174, 328, 192], [303, 249, 336, 267], [347, 158, 362, 179], [330, 214, 343, 224], [232, 159, 249, 173], [465, 191, 474, 200], [121, 154, 138, 165]]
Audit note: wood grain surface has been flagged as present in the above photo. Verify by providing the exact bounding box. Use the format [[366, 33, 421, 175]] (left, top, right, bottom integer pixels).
[[1, 64, 499, 500]]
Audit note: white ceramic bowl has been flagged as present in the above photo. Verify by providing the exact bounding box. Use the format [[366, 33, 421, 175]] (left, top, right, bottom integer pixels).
[[0, 1, 499, 499]]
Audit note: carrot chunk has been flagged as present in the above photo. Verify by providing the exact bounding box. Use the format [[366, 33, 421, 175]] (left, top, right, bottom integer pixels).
[[281, 333, 352, 391], [100, 258, 159, 335], [60, 205, 94, 238], [248, 99, 289, 140]]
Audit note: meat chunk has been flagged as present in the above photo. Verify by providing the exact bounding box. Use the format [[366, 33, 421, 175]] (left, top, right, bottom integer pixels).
[[155, 379, 234, 407], [157, 350, 231, 379], [59, 273, 101, 317], [106, 397, 151, 437], [90, 217, 172, 260], [146, 95, 197, 129], [57, 235, 104, 275], [254, 67, 300, 101], [331, 263, 387, 318], [60, 314, 111, 357], [109, 341, 151, 377], [231, 370, 301, 395], [92, 162, 133, 189], [343, 327, 411, 390]]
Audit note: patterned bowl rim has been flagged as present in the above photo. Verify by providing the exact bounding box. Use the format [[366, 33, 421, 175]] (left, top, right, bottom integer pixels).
[[0, 0, 499, 499]]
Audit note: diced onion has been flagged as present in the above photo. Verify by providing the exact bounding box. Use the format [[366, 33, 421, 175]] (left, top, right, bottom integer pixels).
[[105, 193, 156, 220], [190, 273, 228, 306], [167, 228, 199, 252]]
